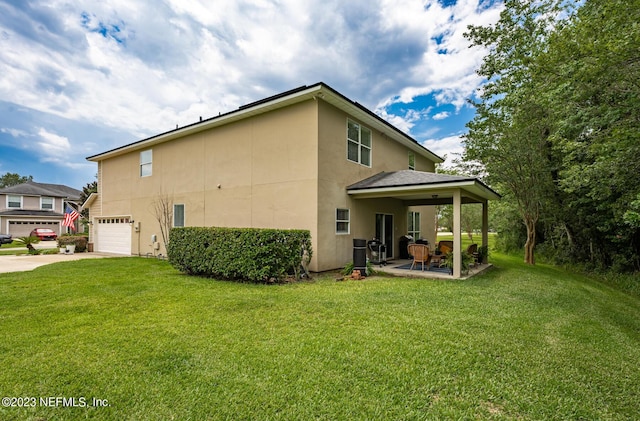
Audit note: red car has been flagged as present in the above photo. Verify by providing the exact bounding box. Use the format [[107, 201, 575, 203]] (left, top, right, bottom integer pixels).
[[30, 228, 58, 241]]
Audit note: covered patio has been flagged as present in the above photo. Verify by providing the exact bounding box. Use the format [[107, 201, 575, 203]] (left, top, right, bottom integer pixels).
[[347, 170, 501, 279], [377, 258, 493, 279]]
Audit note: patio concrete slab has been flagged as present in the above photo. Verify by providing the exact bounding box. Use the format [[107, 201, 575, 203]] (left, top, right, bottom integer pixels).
[[0, 252, 123, 274], [375, 259, 493, 280]]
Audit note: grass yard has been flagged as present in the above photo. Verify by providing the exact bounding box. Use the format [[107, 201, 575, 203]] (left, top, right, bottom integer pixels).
[[1, 255, 639, 420]]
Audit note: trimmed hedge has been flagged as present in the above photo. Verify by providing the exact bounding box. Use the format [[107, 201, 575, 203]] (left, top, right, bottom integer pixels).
[[57, 235, 89, 252], [167, 227, 312, 283]]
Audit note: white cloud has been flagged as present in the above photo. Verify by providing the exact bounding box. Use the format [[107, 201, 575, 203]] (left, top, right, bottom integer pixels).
[[0, 0, 503, 186], [1, 127, 29, 138], [0, 1, 502, 129], [422, 134, 465, 167], [372, 0, 502, 138], [37, 128, 71, 157], [432, 111, 450, 120], [376, 107, 432, 133]]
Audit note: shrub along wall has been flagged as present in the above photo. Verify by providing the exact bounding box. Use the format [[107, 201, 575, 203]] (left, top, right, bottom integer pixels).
[[167, 227, 312, 283], [57, 235, 88, 252]]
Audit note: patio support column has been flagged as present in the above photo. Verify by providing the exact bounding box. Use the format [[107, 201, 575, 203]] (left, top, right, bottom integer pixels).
[[453, 189, 462, 278], [482, 200, 489, 264]]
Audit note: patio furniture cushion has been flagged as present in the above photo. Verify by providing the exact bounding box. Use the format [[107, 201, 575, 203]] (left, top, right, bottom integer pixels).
[[438, 240, 453, 255]]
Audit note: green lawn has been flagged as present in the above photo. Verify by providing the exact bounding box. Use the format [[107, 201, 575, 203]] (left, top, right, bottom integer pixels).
[[1, 255, 639, 420]]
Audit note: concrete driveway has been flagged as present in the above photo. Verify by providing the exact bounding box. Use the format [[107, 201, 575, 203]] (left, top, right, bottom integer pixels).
[[0, 251, 121, 274]]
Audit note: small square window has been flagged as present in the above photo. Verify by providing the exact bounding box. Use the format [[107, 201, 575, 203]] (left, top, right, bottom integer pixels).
[[41, 197, 54, 210], [336, 208, 350, 234], [7, 195, 21, 208]]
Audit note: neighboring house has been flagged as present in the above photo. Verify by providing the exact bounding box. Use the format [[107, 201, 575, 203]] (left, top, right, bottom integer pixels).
[[85, 83, 499, 277], [0, 181, 82, 237]]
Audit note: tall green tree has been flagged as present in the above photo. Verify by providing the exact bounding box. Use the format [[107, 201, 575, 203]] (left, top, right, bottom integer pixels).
[[463, 0, 569, 264], [539, 0, 640, 270], [465, 0, 640, 271], [78, 180, 97, 220], [0, 172, 33, 188]]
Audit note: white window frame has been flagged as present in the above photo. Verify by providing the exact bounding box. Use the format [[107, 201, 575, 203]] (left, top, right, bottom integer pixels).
[[347, 119, 372, 167], [173, 204, 185, 227], [408, 211, 420, 239], [7, 195, 22, 209], [41, 196, 54, 210], [408, 151, 415, 170], [140, 149, 152, 177], [336, 208, 350, 235]]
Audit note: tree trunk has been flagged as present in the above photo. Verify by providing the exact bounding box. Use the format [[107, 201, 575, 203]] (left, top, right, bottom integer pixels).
[[524, 217, 536, 265]]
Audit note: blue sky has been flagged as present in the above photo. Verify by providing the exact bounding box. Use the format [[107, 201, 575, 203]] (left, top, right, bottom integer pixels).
[[0, 0, 502, 189]]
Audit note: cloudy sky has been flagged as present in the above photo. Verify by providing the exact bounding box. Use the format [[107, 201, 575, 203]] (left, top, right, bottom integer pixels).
[[0, 0, 502, 189]]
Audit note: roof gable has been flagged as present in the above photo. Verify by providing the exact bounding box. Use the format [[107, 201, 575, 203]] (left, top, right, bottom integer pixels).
[[0, 181, 82, 200], [86, 82, 444, 164], [347, 170, 501, 202], [347, 170, 477, 190]]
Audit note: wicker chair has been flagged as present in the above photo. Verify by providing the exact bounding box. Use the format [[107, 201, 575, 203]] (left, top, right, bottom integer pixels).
[[466, 243, 479, 266], [407, 243, 430, 271]]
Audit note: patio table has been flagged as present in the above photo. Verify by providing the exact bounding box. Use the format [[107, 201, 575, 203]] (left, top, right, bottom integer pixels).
[[430, 254, 444, 267]]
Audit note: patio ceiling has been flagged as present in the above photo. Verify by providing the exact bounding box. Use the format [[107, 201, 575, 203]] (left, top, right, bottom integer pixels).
[[346, 170, 501, 205]]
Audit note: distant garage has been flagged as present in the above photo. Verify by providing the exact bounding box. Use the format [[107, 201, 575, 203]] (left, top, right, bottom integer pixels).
[[9, 221, 60, 237], [95, 217, 132, 255]]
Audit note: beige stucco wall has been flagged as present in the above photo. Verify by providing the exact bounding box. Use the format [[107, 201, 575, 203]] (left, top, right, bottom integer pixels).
[[93, 100, 321, 268], [315, 101, 436, 271], [90, 96, 440, 272]]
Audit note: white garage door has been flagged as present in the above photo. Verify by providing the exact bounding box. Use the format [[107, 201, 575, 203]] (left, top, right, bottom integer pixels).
[[96, 217, 132, 255], [9, 221, 60, 237]]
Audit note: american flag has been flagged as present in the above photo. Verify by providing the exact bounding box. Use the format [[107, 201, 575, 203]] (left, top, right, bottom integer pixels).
[[63, 205, 80, 230]]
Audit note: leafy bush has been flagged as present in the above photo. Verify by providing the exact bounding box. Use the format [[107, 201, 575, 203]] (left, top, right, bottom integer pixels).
[[57, 235, 88, 252], [342, 260, 375, 276], [167, 227, 312, 283], [441, 250, 474, 274], [477, 245, 489, 263], [16, 236, 40, 251]]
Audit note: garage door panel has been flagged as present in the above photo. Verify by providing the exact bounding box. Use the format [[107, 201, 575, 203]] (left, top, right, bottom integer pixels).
[[96, 217, 131, 255], [9, 221, 60, 237]]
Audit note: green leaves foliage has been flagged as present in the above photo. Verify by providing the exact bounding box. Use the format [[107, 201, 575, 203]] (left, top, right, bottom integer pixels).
[[464, 0, 640, 271], [167, 227, 312, 283], [57, 235, 89, 252], [0, 172, 33, 188]]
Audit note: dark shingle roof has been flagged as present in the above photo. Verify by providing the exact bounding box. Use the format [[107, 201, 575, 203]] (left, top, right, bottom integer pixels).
[[87, 82, 444, 164], [0, 209, 64, 217], [347, 170, 477, 190], [0, 181, 82, 200]]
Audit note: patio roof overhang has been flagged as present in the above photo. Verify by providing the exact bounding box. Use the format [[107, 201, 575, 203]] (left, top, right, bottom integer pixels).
[[347, 170, 500, 279], [346, 170, 501, 204]]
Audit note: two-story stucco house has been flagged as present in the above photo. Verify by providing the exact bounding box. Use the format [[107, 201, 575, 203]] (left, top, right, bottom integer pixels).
[[85, 83, 499, 277], [0, 181, 82, 237]]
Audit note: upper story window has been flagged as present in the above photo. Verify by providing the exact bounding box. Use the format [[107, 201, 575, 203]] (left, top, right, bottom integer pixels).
[[174, 204, 185, 227], [7, 195, 22, 208], [41, 197, 54, 210], [140, 149, 152, 177], [347, 119, 371, 167], [408, 152, 415, 170]]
